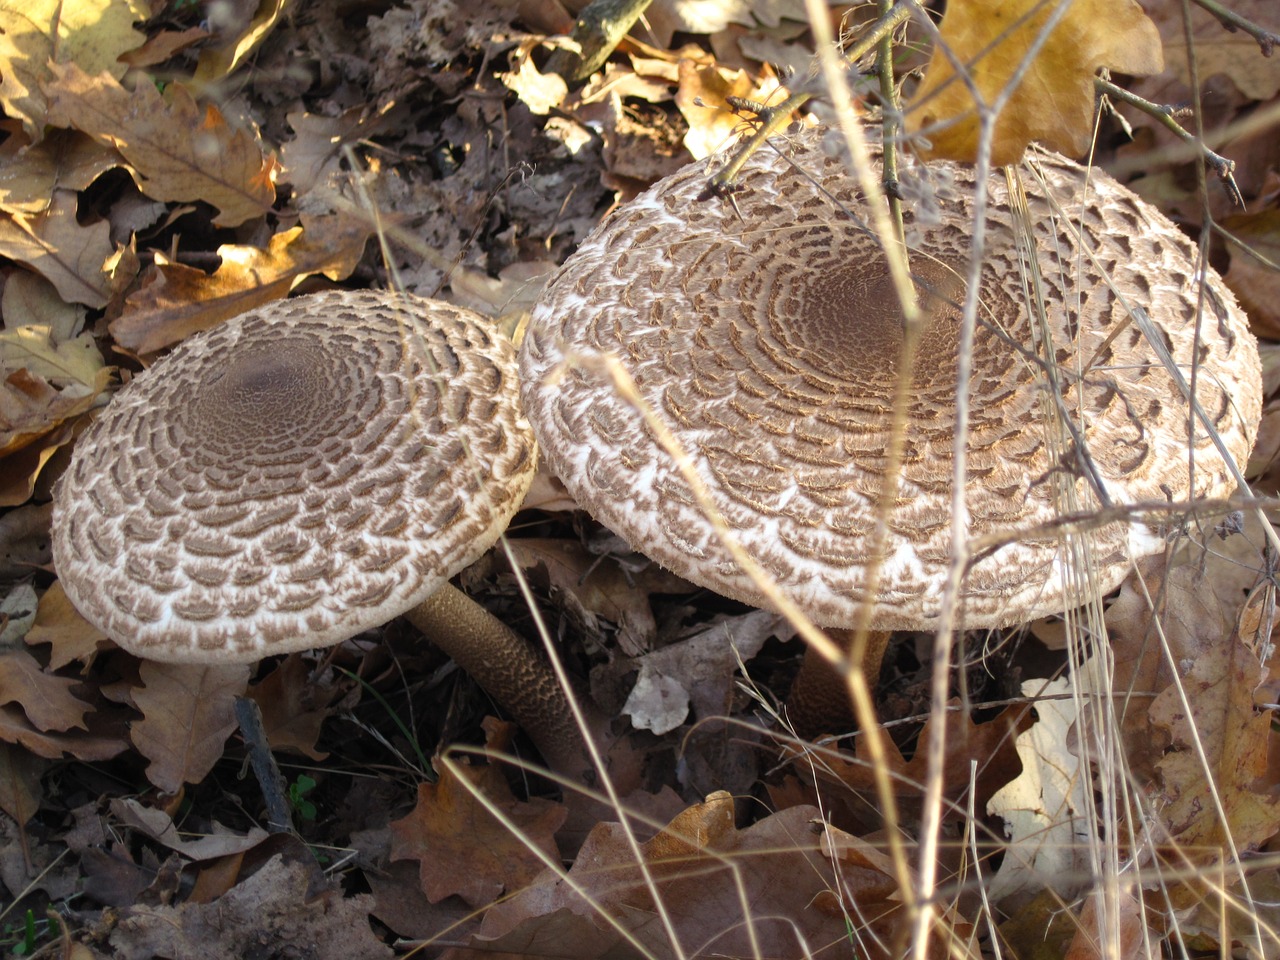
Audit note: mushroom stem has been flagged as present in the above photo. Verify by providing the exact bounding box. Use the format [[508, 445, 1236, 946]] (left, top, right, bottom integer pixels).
[[404, 582, 608, 785], [786, 629, 891, 739]]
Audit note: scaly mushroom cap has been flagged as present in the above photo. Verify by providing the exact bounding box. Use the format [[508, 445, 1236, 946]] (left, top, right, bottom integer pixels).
[[53, 291, 536, 661], [520, 128, 1262, 630]]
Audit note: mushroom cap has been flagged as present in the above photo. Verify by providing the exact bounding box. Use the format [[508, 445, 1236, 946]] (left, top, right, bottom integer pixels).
[[520, 127, 1262, 630], [53, 291, 536, 662]]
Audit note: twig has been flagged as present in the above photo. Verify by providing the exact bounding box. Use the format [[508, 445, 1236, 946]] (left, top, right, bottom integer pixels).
[[875, 1, 906, 232], [1191, 0, 1279, 56], [1095, 76, 1243, 206], [234, 696, 295, 834], [545, 0, 654, 83]]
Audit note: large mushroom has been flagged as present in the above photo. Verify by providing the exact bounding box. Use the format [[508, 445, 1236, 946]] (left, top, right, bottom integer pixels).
[[52, 290, 597, 780], [519, 127, 1262, 728]]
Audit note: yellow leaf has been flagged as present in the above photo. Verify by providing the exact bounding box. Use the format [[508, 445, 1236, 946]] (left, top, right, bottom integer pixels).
[[0, 272, 105, 389], [0, 0, 148, 135], [907, 0, 1164, 166], [43, 63, 280, 227], [674, 59, 793, 161]]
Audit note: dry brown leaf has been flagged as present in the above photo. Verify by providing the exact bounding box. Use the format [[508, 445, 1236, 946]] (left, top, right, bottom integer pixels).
[[0, 702, 128, 761], [194, 0, 290, 83], [1, 270, 105, 388], [0, 0, 148, 135], [475, 794, 925, 959], [818, 703, 1028, 821], [0, 740, 45, 827], [0, 125, 122, 216], [907, 0, 1164, 165], [674, 59, 793, 160], [44, 63, 280, 227], [131, 662, 251, 794], [246, 655, 338, 761], [25, 581, 111, 670], [0, 648, 93, 733], [1149, 636, 1280, 859], [112, 213, 372, 354], [504, 537, 691, 656], [1135, 0, 1280, 102], [1222, 208, 1280, 339], [110, 797, 270, 861], [389, 757, 566, 908], [0, 364, 110, 463], [500, 38, 568, 115], [0, 190, 115, 308]]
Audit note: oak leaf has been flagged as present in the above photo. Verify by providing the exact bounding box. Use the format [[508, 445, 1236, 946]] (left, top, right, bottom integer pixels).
[[907, 0, 1164, 165], [0, 648, 93, 732], [131, 663, 251, 794], [0, 125, 122, 216], [476, 794, 941, 959], [25, 581, 111, 670], [44, 62, 280, 227], [0, 0, 148, 135], [389, 757, 566, 908], [0, 190, 114, 307]]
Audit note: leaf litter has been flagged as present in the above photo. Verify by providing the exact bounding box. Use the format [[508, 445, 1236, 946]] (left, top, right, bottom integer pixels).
[[0, 0, 1277, 957]]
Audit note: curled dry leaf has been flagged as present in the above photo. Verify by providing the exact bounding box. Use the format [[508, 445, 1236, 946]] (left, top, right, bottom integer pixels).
[[907, 0, 1164, 165], [112, 213, 372, 354]]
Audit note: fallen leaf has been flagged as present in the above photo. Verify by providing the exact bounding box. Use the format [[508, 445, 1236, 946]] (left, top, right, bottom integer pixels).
[[0, 740, 45, 826], [111, 213, 372, 353], [817, 702, 1028, 821], [0, 648, 93, 732], [985, 678, 1092, 910], [907, 0, 1164, 165], [246, 655, 338, 761], [194, 0, 290, 82], [0, 0, 148, 135], [0, 270, 105, 388], [476, 794, 930, 959], [25, 580, 112, 670], [131, 662, 251, 794], [44, 63, 280, 227], [389, 757, 566, 908], [0, 701, 128, 761], [1222, 208, 1280, 340], [110, 797, 270, 861], [675, 58, 793, 160], [0, 125, 122, 216], [0, 190, 115, 307], [504, 537, 691, 657]]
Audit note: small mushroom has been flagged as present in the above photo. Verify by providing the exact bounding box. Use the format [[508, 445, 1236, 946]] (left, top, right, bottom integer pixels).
[[519, 128, 1261, 726], [52, 290, 596, 779]]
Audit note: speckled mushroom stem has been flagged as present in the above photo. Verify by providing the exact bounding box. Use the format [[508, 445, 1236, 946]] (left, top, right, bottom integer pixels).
[[404, 582, 611, 786], [786, 629, 890, 739]]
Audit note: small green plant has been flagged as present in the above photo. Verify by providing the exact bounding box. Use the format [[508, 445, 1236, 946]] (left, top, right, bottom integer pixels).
[[287, 774, 318, 822], [4, 910, 41, 956]]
